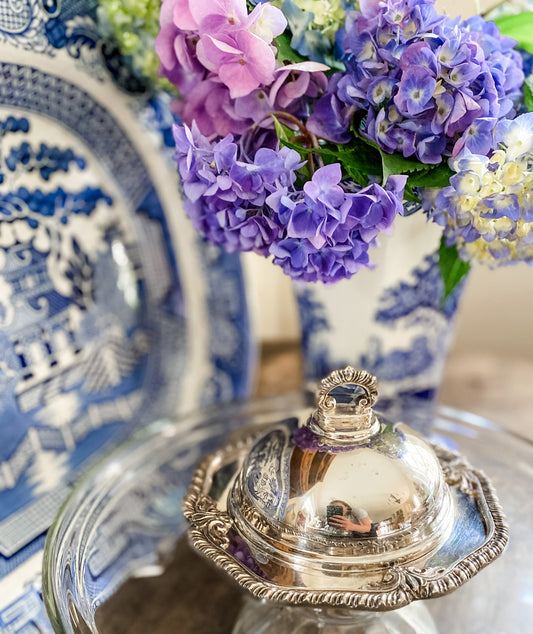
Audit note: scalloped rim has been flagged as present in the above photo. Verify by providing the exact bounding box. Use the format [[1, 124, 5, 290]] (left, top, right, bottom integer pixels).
[[183, 428, 509, 612]]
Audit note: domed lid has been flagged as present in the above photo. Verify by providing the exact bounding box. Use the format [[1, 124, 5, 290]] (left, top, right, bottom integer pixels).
[[228, 367, 455, 585], [183, 366, 508, 610]]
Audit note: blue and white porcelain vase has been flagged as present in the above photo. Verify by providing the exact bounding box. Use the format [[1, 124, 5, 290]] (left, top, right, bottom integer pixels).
[[296, 212, 465, 426]]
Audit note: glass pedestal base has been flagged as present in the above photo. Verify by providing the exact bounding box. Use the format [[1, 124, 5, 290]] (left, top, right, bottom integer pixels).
[[234, 599, 438, 634]]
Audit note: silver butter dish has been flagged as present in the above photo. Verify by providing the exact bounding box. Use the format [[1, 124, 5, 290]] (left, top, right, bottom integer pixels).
[[183, 367, 508, 611]]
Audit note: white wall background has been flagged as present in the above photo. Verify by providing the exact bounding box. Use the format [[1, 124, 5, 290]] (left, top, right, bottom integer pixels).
[[451, 265, 533, 358]]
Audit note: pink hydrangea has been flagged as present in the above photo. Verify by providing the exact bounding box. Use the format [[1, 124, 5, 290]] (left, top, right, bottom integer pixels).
[[179, 67, 328, 138], [178, 78, 250, 137], [156, 0, 287, 99], [196, 30, 278, 98], [155, 0, 205, 95]]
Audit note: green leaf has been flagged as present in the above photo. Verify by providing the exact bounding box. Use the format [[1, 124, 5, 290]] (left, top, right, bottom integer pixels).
[[282, 129, 450, 202], [403, 184, 420, 203], [271, 114, 293, 145], [280, 138, 382, 186], [279, 138, 307, 153], [334, 142, 382, 185], [380, 150, 433, 184], [351, 118, 431, 185], [494, 12, 533, 53], [274, 32, 306, 64], [524, 74, 533, 112], [350, 114, 454, 191], [438, 237, 470, 303], [408, 164, 454, 189]]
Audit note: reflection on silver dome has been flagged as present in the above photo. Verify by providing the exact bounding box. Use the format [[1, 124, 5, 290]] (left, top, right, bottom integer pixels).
[[227, 368, 455, 590], [230, 421, 454, 588], [184, 367, 508, 609]]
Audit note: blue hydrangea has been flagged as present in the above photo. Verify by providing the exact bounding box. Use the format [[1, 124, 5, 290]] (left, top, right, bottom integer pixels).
[[280, 0, 335, 64], [307, 0, 524, 164]]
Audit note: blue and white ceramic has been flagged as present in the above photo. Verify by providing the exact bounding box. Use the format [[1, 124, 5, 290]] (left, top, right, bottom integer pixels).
[[296, 213, 464, 417], [0, 2, 255, 631]]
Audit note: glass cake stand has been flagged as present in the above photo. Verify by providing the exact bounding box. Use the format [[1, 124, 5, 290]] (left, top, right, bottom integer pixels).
[[42, 395, 533, 634]]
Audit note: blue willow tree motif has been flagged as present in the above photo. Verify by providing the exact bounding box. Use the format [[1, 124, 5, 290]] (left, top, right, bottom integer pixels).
[[298, 254, 464, 390], [5, 143, 86, 181], [0, 186, 114, 312], [375, 253, 464, 324], [297, 288, 332, 380], [359, 337, 435, 382], [360, 255, 463, 386]]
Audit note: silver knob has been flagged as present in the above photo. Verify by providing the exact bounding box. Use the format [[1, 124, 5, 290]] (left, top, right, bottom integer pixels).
[[312, 366, 380, 443]]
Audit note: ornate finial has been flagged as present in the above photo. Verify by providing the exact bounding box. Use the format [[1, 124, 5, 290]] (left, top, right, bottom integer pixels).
[[312, 367, 379, 442]]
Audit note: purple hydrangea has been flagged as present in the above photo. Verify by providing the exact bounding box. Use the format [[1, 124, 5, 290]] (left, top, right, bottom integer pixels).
[[174, 123, 407, 283], [267, 165, 406, 283], [228, 532, 266, 578], [307, 0, 524, 164], [174, 122, 301, 255]]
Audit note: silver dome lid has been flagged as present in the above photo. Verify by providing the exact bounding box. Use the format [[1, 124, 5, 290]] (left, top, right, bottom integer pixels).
[[228, 368, 454, 589], [183, 367, 508, 610]]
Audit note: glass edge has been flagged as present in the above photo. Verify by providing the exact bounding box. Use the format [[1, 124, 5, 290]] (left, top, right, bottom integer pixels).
[[437, 405, 533, 446], [41, 416, 181, 634], [39, 398, 281, 633], [41, 400, 528, 633], [42, 495, 71, 634]]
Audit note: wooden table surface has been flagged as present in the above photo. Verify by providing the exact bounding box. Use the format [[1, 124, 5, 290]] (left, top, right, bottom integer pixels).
[[97, 345, 533, 633]]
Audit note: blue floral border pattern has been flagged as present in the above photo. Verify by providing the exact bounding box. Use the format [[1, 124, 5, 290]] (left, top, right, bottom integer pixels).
[[0, 0, 163, 93], [0, 63, 152, 208], [298, 253, 465, 404], [0, 0, 101, 61]]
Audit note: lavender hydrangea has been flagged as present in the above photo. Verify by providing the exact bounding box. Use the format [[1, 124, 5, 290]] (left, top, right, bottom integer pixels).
[[269, 164, 406, 283], [228, 532, 266, 578], [307, 0, 525, 164], [174, 122, 300, 255], [174, 123, 406, 283]]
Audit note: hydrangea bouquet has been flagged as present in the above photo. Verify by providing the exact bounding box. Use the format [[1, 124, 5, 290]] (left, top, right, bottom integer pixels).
[[155, 0, 533, 295]]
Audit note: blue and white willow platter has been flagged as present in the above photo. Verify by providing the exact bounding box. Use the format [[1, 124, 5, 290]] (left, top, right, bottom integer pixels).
[[0, 2, 255, 631]]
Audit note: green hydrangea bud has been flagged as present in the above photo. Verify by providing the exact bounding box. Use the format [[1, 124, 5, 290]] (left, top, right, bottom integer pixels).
[[98, 0, 171, 89], [292, 0, 347, 42]]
